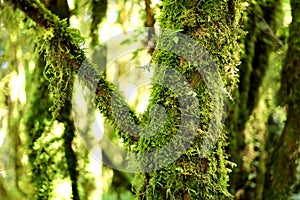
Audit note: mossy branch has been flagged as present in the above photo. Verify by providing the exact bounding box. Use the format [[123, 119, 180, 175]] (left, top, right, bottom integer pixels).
[[11, 0, 141, 142]]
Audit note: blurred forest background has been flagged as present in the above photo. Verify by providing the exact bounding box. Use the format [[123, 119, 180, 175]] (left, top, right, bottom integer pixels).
[[0, 0, 299, 199]]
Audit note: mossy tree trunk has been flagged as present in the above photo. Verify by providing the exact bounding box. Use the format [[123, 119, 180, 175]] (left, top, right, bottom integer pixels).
[[263, 0, 300, 198], [134, 0, 242, 199], [226, 0, 284, 199], [10, 0, 242, 199]]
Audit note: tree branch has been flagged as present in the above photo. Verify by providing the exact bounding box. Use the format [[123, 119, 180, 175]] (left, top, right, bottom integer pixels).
[[11, 0, 141, 141]]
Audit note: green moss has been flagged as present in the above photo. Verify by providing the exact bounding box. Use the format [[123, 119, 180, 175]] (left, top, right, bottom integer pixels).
[[36, 23, 85, 118], [131, 0, 243, 199]]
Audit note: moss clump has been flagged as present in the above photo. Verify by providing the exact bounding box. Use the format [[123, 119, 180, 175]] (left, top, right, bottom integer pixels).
[[36, 22, 85, 118]]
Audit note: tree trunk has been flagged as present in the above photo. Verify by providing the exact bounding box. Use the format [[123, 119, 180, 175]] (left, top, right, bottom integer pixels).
[[226, 0, 284, 198], [263, 0, 300, 198], [134, 0, 242, 199]]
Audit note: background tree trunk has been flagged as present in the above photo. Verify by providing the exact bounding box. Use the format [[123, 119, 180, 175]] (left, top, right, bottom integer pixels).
[[226, 0, 284, 199], [263, 0, 300, 198]]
